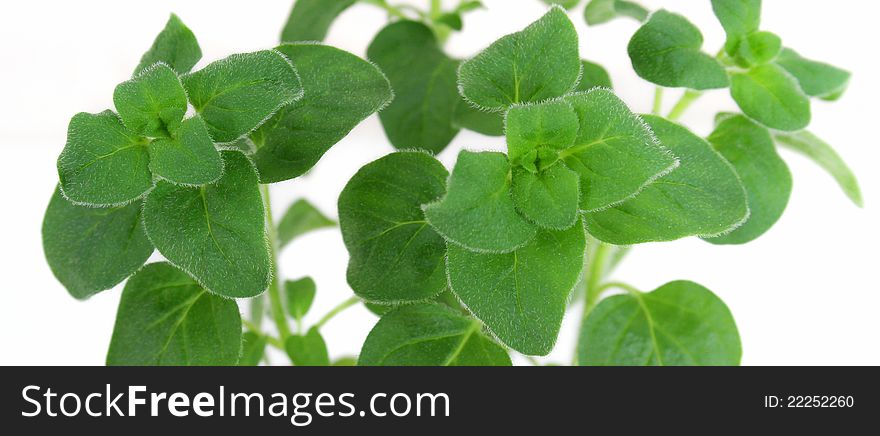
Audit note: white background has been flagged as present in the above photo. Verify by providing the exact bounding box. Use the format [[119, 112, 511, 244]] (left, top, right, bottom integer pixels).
[[1, 0, 877, 365]]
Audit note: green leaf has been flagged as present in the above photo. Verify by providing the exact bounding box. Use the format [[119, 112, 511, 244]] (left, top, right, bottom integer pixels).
[[578, 281, 741, 365], [505, 99, 579, 172], [367, 21, 460, 154], [281, 0, 356, 42], [424, 150, 536, 253], [183, 50, 303, 143], [277, 199, 335, 248], [541, 0, 580, 9], [575, 60, 613, 91], [585, 115, 749, 245], [774, 131, 863, 207], [364, 288, 464, 317], [107, 262, 242, 366], [332, 357, 358, 366], [559, 89, 678, 211], [584, 0, 648, 25], [458, 7, 581, 111], [252, 43, 392, 183], [359, 303, 512, 366], [239, 332, 267, 366], [285, 327, 330, 366], [456, 1, 484, 13], [511, 165, 580, 230], [114, 63, 188, 138], [447, 220, 586, 356], [143, 150, 270, 298], [338, 151, 449, 303], [436, 13, 464, 31], [628, 10, 729, 90], [135, 14, 202, 75], [42, 188, 153, 300], [775, 48, 851, 101], [711, 0, 761, 53], [148, 116, 223, 186], [453, 98, 504, 136], [730, 63, 811, 131], [285, 277, 316, 321], [57, 111, 152, 207], [704, 115, 791, 245], [734, 31, 781, 66]]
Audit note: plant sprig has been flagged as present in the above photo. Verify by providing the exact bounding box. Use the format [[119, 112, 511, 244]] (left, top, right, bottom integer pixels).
[[43, 1, 862, 366]]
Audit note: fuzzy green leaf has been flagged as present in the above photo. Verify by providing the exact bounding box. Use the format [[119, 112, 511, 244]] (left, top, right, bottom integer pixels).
[[364, 288, 464, 317], [285, 277, 316, 321], [286, 327, 330, 366], [424, 150, 536, 253], [711, 0, 761, 53], [575, 60, 613, 91], [57, 111, 152, 206], [775, 48, 851, 101], [542, 0, 579, 9], [511, 165, 580, 230], [447, 220, 586, 356], [505, 99, 578, 171], [277, 199, 336, 248], [585, 116, 749, 245], [578, 281, 741, 365], [339, 152, 449, 303], [135, 14, 202, 75], [735, 31, 781, 66], [148, 116, 223, 186], [281, 0, 356, 42], [774, 131, 862, 207], [436, 13, 464, 31], [628, 10, 729, 90], [114, 63, 188, 138], [143, 150, 270, 298], [239, 332, 267, 366], [359, 303, 512, 366], [458, 7, 581, 111], [453, 99, 504, 136], [584, 0, 648, 25], [183, 50, 303, 143], [367, 21, 460, 154], [42, 188, 153, 300], [704, 115, 791, 245], [253, 43, 392, 182], [107, 262, 242, 366], [559, 89, 678, 211], [730, 63, 811, 131]]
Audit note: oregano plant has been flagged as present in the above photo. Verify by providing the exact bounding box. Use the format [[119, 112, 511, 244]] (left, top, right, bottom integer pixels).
[[43, 1, 861, 366], [42, 13, 392, 365]]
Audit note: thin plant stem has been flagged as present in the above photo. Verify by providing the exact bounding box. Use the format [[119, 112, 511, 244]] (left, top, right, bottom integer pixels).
[[652, 87, 664, 115], [242, 319, 284, 350], [667, 89, 703, 121], [260, 184, 292, 343], [572, 239, 614, 365], [315, 296, 361, 329], [597, 281, 643, 296]]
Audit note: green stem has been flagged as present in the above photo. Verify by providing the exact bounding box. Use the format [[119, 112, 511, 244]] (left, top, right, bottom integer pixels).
[[360, 0, 409, 19], [260, 184, 292, 342], [652, 87, 664, 115], [430, 0, 442, 17], [584, 240, 613, 310], [314, 296, 360, 329], [597, 281, 643, 297], [572, 239, 614, 365], [667, 89, 703, 121], [242, 319, 284, 350]]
